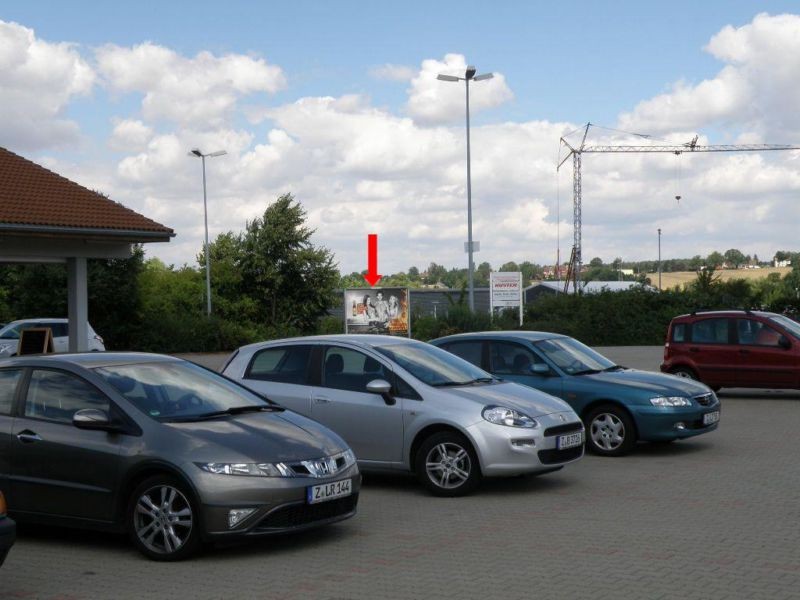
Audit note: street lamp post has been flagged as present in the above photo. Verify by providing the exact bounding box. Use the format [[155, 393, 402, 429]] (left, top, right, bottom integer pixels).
[[658, 228, 662, 290], [189, 148, 227, 316], [437, 65, 493, 312]]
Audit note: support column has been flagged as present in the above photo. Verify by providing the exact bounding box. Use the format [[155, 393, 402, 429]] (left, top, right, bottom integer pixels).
[[67, 257, 88, 352]]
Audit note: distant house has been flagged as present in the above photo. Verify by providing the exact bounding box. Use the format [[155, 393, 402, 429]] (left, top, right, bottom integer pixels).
[[774, 259, 792, 268]]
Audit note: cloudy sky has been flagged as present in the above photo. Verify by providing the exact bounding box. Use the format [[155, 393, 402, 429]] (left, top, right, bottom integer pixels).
[[2, 1, 800, 274]]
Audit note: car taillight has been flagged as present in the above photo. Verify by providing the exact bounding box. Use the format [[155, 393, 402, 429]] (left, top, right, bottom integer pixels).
[[0, 491, 7, 515]]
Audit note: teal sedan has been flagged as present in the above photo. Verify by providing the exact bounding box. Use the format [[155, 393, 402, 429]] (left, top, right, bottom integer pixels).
[[430, 332, 720, 456]]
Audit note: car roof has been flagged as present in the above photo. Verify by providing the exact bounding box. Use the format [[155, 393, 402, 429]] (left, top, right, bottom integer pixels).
[[672, 310, 780, 321], [431, 331, 567, 343], [0, 352, 181, 369], [237, 334, 420, 353]]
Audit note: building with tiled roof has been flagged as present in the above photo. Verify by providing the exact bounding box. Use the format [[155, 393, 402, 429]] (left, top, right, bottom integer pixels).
[[0, 146, 174, 352]]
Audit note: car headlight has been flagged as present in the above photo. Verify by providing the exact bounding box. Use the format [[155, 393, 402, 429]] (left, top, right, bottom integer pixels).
[[482, 406, 538, 428], [196, 462, 294, 477], [650, 396, 691, 407]]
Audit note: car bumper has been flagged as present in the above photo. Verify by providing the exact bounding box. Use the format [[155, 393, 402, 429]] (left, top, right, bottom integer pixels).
[[630, 405, 721, 441], [0, 516, 16, 567], [466, 411, 584, 477], [189, 464, 361, 539]]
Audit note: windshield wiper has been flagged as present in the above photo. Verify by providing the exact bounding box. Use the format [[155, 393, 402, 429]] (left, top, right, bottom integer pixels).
[[430, 377, 495, 387], [165, 405, 283, 422], [572, 369, 602, 376], [603, 365, 626, 372]]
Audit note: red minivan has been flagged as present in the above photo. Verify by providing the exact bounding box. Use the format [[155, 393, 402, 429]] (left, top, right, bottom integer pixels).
[[661, 310, 800, 390]]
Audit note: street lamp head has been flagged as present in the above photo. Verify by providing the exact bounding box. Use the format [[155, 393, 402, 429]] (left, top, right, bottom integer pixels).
[[473, 72, 494, 81], [465, 66, 476, 80], [188, 148, 227, 158], [437, 74, 460, 82]]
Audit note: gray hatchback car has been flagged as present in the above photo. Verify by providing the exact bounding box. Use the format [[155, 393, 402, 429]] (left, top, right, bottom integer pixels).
[[223, 335, 584, 496], [0, 353, 360, 560]]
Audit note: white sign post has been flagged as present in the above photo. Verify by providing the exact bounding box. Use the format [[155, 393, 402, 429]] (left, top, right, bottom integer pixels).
[[490, 271, 523, 326]]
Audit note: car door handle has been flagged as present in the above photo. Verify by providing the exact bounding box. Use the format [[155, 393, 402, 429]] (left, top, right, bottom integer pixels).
[[689, 347, 700, 353], [739, 349, 750, 355], [17, 430, 42, 444], [314, 396, 331, 404]]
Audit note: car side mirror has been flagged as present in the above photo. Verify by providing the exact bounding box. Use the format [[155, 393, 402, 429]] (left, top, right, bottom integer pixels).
[[530, 363, 551, 376], [73, 408, 118, 431], [779, 335, 791, 349], [366, 379, 396, 405]]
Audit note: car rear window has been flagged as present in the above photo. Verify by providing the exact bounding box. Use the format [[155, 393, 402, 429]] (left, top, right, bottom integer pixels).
[[691, 318, 730, 344], [0, 369, 22, 415], [671, 323, 687, 343], [246, 345, 312, 385]]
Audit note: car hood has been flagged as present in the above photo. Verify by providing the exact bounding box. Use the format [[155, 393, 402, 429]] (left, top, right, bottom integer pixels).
[[442, 381, 575, 417], [163, 410, 348, 463], [580, 369, 711, 396]]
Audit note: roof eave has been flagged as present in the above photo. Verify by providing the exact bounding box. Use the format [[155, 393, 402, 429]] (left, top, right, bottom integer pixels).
[[0, 223, 175, 242]]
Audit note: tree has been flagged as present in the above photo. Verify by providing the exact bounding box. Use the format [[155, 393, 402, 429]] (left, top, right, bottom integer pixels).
[[723, 248, 746, 269], [706, 251, 725, 268], [589, 257, 603, 267], [238, 194, 339, 331]]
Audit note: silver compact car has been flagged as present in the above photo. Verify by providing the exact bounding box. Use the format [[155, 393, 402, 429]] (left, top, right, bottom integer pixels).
[[223, 335, 584, 496]]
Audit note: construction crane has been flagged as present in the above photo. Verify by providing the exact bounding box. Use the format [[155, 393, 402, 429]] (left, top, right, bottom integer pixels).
[[557, 123, 800, 293]]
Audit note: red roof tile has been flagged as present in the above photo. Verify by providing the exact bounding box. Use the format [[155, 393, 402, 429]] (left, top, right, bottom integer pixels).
[[0, 147, 174, 238]]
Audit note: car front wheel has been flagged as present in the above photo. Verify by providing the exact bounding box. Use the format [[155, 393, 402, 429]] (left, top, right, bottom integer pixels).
[[128, 475, 201, 561], [585, 405, 636, 457], [415, 432, 481, 497]]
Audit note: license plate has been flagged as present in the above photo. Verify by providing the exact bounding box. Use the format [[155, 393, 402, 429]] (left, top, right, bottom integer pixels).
[[307, 478, 352, 504], [703, 411, 720, 425], [557, 432, 583, 450]]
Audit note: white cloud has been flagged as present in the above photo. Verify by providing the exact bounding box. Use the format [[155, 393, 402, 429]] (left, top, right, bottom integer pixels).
[[7, 16, 800, 277], [109, 119, 153, 151], [95, 42, 286, 128], [370, 63, 416, 81], [0, 20, 95, 150], [619, 13, 800, 140], [405, 53, 514, 125]]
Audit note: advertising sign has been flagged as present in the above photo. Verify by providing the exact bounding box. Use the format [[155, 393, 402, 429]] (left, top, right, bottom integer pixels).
[[490, 272, 523, 325], [344, 287, 410, 337]]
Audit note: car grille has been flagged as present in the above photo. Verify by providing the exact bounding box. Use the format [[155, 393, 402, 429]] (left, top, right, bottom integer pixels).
[[543, 422, 584, 437], [694, 393, 715, 407], [254, 495, 358, 532], [537, 445, 583, 465]]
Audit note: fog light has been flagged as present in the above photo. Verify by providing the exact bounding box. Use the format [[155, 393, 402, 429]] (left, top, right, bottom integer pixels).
[[674, 422, 687, 431], [511, 438, 536, 448], [228, 508, 256, 528]]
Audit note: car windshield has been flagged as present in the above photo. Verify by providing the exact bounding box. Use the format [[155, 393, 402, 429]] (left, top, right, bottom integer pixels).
[[533, 337, 616, 375], [767, 314, 800, 340], [0, 323, 23, 340], [375, 341, 492, 386], [95, 361, 271, 421]]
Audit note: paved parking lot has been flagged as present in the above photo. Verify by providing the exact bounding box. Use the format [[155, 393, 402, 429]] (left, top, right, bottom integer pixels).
[[2, 348, 799, 599]]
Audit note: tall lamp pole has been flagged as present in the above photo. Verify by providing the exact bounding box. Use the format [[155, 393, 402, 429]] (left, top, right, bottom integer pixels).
[[189, 148, 227, 316], [657, 228, 662, 290], [437, 65, 494, 311]]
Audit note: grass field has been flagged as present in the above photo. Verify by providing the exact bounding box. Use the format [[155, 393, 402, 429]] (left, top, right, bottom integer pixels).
[[646, 266, 791, 290]]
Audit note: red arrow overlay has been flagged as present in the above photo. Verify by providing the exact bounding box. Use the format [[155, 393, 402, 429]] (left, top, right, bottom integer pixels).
[[363, 233, 382, 287]]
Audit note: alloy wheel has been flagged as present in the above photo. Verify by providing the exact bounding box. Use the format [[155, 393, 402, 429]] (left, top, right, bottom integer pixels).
[[133, 484, 194, 556], [425, 442, 472, 489]]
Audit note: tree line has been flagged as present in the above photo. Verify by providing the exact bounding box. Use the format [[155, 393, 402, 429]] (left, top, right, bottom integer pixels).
[[1, 194, 799, 351]]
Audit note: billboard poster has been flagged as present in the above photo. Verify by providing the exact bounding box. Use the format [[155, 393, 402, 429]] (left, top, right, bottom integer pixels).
[[490, 271, 523, 325], [344, 287, 410, 337]]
